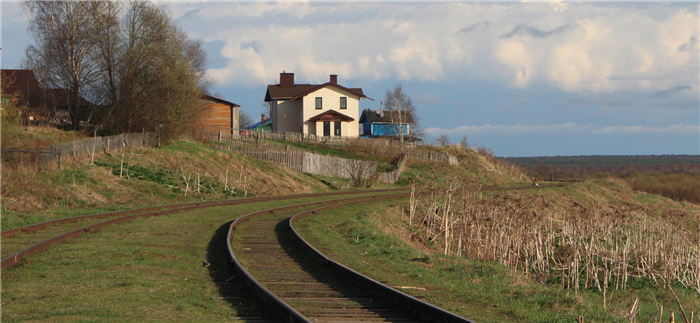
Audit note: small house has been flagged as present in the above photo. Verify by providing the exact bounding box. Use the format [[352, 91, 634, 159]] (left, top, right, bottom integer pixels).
[[198, 94, 240, 135], [359, 109, 413, 138], [264, 72, 372, 138]]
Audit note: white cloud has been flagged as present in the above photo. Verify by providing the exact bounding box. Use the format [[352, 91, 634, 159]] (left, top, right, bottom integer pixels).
[[496, 40, 534, 88], [592, 124, 699, 135], [427, 123, 699, 136], [178, 2, 698, 97], [425, 122, 591, 136], [7, 2, 698, 97], [415, 92, 446, 105]]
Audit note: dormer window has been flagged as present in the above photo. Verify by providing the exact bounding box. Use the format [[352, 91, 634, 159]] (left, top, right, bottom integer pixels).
[[315, 97, 322, 109]]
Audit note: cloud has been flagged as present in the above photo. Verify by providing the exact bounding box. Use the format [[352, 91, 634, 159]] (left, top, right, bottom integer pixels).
[[499, 23, 575, 39], [458, 22, 490, 34], [427, 123, 699, 136], [650, 85, 691, 98], [415, 92, 446, 105], [652, 99, 700, 110], [592, 124, 699, 135], [566, 93, 636, 107], [155, 2, 700, 97], [425, 122, 591, 136], [496, 40, 533, 88], [679, 36, 698, 52]]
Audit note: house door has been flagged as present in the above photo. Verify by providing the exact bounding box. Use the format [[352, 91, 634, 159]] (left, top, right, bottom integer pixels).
[[334, 121, 341, 137], [323, 121, 330, 137]]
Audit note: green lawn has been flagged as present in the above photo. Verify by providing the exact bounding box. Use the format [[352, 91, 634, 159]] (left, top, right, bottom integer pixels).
[[1, 194, 385, 322]]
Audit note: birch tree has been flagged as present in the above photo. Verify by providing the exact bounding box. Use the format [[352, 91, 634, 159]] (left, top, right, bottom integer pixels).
[[383, 84, 420, 143], [22, 0, 117, 131]]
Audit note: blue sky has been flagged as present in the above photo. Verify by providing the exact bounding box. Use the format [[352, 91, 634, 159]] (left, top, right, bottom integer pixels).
[[2, 1, 698, 157]]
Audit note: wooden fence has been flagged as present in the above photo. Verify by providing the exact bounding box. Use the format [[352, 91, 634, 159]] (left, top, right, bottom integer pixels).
[[242, 130, 458, 165], [377, 155, 407, 183], [197, 128, 456, 183], [30, 132, 159, 169], [211, 138, 377, 181], [302, 152, 376, 179]]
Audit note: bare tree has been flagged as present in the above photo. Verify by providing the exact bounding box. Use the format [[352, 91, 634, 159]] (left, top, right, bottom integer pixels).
[[436, 134, 450, 146], [345, 159, 377, 188], [239, 110, 254, 130], [383, 84, 420, 143], [1, 73, 25, 148], [22, 0, 209, 141], [22, 0, 118, 131]]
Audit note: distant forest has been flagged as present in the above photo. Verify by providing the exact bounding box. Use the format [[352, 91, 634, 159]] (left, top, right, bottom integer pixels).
[[501, 155, 700, 203], [501, 155, 700, 173]]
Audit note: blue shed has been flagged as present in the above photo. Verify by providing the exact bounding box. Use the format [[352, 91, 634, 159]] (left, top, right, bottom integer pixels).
[[359, 109, 412, 138]]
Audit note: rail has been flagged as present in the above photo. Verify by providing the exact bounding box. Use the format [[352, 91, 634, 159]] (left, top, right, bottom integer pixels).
[[290, 200, 476, 323], [1, 189, 407, 270]]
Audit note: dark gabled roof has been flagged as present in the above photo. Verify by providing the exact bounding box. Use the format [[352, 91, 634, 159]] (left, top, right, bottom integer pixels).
[[308, 109, 355, 122], [201, 94, 240, 107], [359, 109, 414, 124], [265, 82, 372, 102], [42, 88, 93, 107], [2, 69, 42, 97], [1, 69, 92, 107]]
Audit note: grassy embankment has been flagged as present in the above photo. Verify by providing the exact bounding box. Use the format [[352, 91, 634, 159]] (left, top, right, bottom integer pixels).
[[295, 194, 699, 323], [1, 127, 388, 230]]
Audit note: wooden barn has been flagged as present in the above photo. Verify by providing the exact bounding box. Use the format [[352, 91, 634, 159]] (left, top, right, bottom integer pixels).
[[198, 94, 240, 135]]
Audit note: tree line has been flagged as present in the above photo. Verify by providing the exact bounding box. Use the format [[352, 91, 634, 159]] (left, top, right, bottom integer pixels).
[[503, 155, 700, 167], [21, 0, 209, 141]]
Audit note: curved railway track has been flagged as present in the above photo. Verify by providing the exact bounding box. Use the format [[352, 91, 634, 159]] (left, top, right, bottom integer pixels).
[[227, 193, 475, 323], [3, 182, 571, 321], [1, 189, 407, 270]]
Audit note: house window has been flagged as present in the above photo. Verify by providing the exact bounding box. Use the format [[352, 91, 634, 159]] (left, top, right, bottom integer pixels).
[[315, 97, 322, 109], [334, 121, 341, 136], [323, 121, 331, 136], [340, 97, 347, 109]]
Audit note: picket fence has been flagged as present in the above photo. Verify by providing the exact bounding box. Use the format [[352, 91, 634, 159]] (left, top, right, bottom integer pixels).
[[212, 137, 379, 181], [35, 132, 158, 168], [238, 130, 458, 165]]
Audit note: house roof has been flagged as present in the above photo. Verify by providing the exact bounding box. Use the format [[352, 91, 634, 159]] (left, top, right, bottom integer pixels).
[[201, 94, 240, 107], [2, 69, 42, 97], [247, 118, 271, 130], [359, 109, 415, 124], [1, 69, 92, 107], [265, 82, 372, 102], [308, 109, 355, 122]]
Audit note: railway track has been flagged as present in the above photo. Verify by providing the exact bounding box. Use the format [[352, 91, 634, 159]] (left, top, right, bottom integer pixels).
[[227, 193, 475, 323], [3, 183, 572, 321], [1, 189, 406, 270]]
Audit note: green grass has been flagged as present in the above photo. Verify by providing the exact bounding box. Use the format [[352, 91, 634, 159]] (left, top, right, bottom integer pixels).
[[294, 200, 698, 323], [1, 193, 389, 322], [266, 139, 395, 172]]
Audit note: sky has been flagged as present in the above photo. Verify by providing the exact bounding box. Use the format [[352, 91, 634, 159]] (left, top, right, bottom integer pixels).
[[2, 1, 699, 157]]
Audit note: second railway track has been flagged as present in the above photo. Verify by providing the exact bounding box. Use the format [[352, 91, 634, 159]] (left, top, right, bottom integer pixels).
[[1, 189, 407, 269]]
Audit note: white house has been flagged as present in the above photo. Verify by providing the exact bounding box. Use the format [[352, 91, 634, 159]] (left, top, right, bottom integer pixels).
[[264, 72, 372, 138]]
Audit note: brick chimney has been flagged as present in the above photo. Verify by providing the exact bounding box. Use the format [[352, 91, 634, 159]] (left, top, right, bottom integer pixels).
[[280, 71, 294, 88], [261, 114, 266, 122], [330, 74, 338, 84]]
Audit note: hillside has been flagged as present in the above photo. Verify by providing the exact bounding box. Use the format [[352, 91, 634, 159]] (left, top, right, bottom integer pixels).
[[0, 130, 393, 229], [2, 128, 699, 322]]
